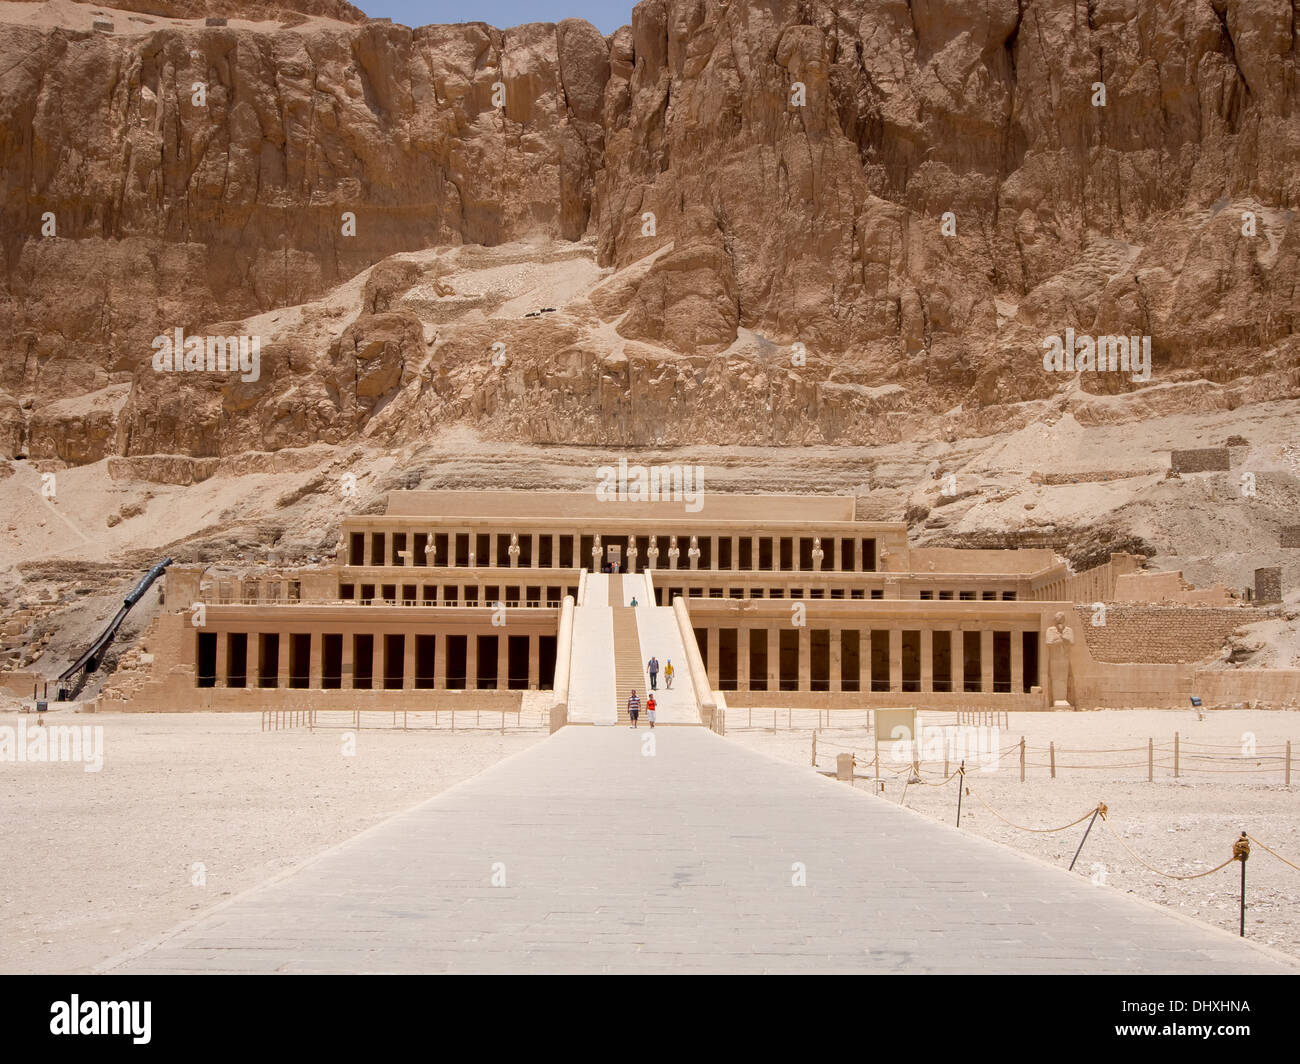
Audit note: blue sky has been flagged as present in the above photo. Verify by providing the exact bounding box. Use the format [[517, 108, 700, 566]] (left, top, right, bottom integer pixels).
[[357, 1, 636, 35]]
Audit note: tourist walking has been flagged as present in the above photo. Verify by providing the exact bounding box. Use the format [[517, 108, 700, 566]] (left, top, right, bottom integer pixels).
[[664, 660, 674, 689], [647, 694, 656, 728], [647, 655, 659, 689], [627, 689, 640, 728]]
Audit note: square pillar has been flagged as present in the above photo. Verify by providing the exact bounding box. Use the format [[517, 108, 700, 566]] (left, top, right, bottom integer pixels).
[[309, 633, 322, 689], [981, 629, 994, 694], [277, 633, 291, 690], [215, 631, 228, 687], [888, 628, 902, 693], [466, 633, 479, 690]]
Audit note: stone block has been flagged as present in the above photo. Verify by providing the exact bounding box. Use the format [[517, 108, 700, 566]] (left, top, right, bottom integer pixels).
[[1170, 448, 1230, 473]]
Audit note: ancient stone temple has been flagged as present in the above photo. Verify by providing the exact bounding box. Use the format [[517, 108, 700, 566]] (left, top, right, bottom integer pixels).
[[109, 490, 1300, 718]]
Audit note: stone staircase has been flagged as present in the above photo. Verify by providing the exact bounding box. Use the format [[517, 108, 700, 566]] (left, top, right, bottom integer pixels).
[[608, 576, 647, 724]]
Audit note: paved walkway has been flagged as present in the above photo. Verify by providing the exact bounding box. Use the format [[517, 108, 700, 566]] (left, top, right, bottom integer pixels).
[[108, 729, 1297, 974]]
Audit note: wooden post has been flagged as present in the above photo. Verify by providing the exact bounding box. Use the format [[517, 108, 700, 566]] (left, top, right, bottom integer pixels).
[[1050, 741, 1056, 779], [1148, 737, 1153, 782], [1174, 731, 1180, 779], [1019, 736, 1025, 783]]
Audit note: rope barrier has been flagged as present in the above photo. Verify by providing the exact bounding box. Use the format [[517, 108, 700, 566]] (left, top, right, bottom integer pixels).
[[1096, 811, 1237, 881], [1244, 834, 1300, 873], [962, 788, 1103, 834]]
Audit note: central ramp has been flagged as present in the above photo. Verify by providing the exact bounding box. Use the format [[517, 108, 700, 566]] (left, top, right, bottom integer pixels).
[[108, 729, 1295, 974]]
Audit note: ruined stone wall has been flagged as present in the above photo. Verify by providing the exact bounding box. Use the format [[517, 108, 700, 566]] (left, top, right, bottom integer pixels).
[[1081, 605, 1266, 665]]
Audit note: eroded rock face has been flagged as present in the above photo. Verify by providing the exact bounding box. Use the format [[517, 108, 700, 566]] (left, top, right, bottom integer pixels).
[[2, 0, 1300, 459]]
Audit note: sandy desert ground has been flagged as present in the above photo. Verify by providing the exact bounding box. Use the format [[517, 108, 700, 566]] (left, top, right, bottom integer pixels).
[[0, 709, 547, 973], [726, 708, 1300, 959]]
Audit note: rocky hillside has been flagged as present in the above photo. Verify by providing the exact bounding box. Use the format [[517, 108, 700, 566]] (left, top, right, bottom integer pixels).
[[2, 0, 1300, 463]]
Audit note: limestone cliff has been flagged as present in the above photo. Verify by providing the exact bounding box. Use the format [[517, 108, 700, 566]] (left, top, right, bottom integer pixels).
[[2, 0, 1299, 460]]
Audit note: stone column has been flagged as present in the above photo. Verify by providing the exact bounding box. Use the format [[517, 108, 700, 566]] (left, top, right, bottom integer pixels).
[[466, 633, 479, 690], [309, 633, 322, 690], [277, 633, 291, 690], [528, 633, 539, 689], [215, 631, 228, 687], [981, 629, 994, 694], [1011, 630, 1024, 696], [888, 628, 902, 693], [342, 633, 355, 689], [920, 629, 934, 693], [797, 626, 811, 691]]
